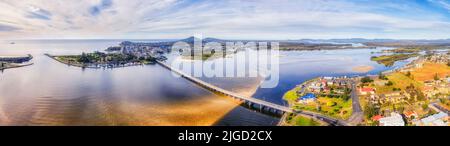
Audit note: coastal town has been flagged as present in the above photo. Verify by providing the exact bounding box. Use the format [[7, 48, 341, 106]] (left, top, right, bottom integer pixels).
[[283, 50, 450, 126], [46, 41, 167, 69], [1, 38, 449, 127], [0, 54, 33, 71]]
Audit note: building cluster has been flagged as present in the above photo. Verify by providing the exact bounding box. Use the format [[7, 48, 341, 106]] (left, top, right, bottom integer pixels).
[[106, 41, 165, 59], [422, 77, 450, 99], [425, 53, 449, 64], [362, 78, 448, 105], [377, 112, 405, 126], [373, 111, 449, 126], [412, 112, 449, 126], [306, 77, 349, 94]]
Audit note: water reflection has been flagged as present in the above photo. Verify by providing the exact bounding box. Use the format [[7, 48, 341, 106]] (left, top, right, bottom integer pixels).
[[0, 40, 413, 126], [0, 40, 274, 125]]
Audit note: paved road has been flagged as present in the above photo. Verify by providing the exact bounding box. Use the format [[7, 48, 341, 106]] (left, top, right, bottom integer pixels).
[[346, 79, 364, 125]]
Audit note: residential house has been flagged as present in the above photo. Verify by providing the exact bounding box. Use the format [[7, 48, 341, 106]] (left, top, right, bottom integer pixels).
[[374, 80, 388, 86], [379, 112, 405, 126], [359, 87, 375, 95], [372, 115, 383, 121], [382, 91, 405, 104], [297, 93, 317, 104], [414, 112, 448, 126], [403, 111, 418, 119]]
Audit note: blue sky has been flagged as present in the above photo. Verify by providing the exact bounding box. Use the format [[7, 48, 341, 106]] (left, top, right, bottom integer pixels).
[[1, 0, 450, 40]]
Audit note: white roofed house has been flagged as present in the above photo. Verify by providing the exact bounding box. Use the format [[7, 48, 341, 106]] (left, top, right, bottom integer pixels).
[[378, 112, 405, 126], [414, 112, 449, 126]]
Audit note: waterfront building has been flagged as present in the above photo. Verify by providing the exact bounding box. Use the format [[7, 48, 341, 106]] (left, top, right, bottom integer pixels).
[[0, 54, 32, 63]]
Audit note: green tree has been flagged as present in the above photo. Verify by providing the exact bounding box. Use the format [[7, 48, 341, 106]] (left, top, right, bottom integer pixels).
[[434, 73, 440, 80], [378, 72, 387, 80], [361, 77, 374, 84]]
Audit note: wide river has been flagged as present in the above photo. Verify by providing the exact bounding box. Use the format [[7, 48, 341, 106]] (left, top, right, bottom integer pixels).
[[0, 40, 413, 126]]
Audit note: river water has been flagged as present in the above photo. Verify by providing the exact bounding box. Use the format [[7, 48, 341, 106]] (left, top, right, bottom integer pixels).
[[0, 40, 412, 126]]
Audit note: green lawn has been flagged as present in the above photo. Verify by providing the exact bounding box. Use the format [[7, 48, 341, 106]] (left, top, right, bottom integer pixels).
[[289, 115, 321, 126], [293, 97, 353, 120]]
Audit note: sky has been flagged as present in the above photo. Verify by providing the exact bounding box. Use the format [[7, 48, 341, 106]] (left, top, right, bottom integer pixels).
[[1, 0, 450, 40]]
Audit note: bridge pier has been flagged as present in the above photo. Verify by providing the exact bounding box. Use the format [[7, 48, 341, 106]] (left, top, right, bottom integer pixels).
[[156, 60, 293, 116]]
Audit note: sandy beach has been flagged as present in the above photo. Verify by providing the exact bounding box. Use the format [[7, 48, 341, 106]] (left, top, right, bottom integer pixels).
[[352, 65, 374, 73]]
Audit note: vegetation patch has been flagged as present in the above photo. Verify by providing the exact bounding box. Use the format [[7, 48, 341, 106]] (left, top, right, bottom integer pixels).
[[371, 53, 419, 67]]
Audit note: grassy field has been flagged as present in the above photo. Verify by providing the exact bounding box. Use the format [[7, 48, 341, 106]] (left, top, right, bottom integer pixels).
[[385, 48, 421, 53], [371, 72, 423, 94], [411, 62, 450, 81], [284, 80, 352, 120], [284, 113, 322, 126], [437, 96, 450, 110], [293, 97, 352, 120], [283, 86, 301, 103], [291, 115, 321, 126]]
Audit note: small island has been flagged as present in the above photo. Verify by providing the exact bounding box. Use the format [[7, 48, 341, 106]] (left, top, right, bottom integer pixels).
[[381, 47, 422, 53], [371, 53, 420, 67], [359, 53, 449, 126]]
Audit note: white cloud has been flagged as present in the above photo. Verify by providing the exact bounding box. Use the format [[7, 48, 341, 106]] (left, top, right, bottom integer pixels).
[[0, 0, 450, 39]]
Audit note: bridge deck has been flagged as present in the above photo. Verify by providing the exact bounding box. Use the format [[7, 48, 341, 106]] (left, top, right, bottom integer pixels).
[[155, 60, 350, 126], [156, 60, 292, 113]]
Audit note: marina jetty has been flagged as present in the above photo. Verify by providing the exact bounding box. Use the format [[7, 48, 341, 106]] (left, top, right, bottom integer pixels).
[[0, 54, 34, 70], [0, 54, 33, 63]]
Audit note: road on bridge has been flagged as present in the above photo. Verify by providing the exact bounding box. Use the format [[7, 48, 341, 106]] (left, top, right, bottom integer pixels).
[[346, 79, 363, 125], [156, 60, 348, 126]]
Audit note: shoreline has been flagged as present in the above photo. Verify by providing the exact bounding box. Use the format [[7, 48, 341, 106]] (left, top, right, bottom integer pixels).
[[45, 53, 151, 69], [279, 54, 424, 126], [0, 62, 34, 70]]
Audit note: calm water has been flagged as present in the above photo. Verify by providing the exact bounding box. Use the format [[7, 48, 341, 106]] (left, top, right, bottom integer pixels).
[[253, 48, 414, 105], [0, 40, 277, 126], [0, 40, 412, 125]]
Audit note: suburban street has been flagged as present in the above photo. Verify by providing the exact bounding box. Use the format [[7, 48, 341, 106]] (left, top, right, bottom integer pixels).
[[346, 79, 364, 125]]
